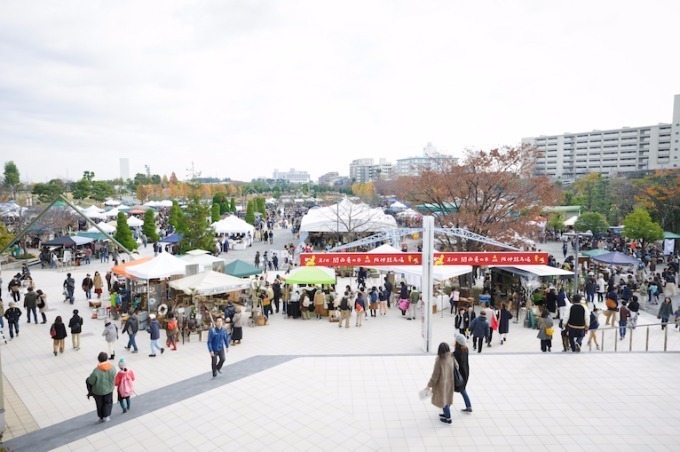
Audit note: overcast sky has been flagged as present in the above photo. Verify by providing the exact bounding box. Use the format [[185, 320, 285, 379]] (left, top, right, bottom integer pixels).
[[1, 0, 679, 184]]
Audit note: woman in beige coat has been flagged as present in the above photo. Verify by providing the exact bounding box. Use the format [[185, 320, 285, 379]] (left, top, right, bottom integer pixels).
[[313, 288, 325, 319], [424, 342, 455, 424], [93, 271, 104, 300]]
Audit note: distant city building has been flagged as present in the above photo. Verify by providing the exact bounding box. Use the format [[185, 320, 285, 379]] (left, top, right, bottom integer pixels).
[[120, 158, 129, 181], [272, 168, 311, 184], [395, 142, 459, 177], [523, 94, 680, 184], [349, 158, 394, 183], [318, 171, 341, 186]]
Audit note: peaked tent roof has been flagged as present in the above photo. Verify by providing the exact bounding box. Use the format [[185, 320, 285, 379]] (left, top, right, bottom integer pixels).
[[180, 253, 225, 269], [283, 266, 336, 284], [590, 251, 641, 266], [664, 231, 680, 239], [224, 259, 262, 277], [159, 233, 183, 243], [127, 252, 187, 279], [299, 199, 397, 233], [581, 248, 610, 257], [169, 270, 250, 296], [212, 215, 255, 235], [112, 257, 153, 278], [43, 235, 93, 247]]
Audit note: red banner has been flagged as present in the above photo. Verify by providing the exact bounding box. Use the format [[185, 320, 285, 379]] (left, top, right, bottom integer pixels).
[[300, 252, 548, 267]]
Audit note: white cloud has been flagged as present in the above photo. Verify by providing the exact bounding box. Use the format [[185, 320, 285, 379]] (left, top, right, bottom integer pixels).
[[1, 0, 678, 183]]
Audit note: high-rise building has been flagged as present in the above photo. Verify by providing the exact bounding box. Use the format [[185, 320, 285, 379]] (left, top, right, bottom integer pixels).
[[318, 171, 341, 186], [120, 158, 129, 181], [272, 168, 311, 184], [523, 94, 680, 184], [395, 142, 458, 177], [349, 158, 394, 183]]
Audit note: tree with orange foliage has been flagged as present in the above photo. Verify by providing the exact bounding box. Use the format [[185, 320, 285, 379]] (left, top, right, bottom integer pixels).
[[396, 144, 559, 250], [633, 169, 680, 233], [136, 184, 149, 204]]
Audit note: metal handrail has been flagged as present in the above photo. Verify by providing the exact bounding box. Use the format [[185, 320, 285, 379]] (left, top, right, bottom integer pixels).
[[587, 322, 675, 352]]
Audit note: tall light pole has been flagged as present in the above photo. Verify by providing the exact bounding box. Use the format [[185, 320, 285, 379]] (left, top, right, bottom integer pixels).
[[564, 230, 592, 295]]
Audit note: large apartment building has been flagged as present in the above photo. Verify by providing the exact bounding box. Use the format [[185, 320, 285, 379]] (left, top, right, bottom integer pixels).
[[272, 168, 311, 184], [395, 142, 458, 177], [523, 94, 680, 184], [349, 158, 394, 183]]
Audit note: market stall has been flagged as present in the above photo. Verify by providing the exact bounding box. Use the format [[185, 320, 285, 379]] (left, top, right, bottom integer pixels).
[[169, 270, 252, 340], [213, 215, 255, 249]]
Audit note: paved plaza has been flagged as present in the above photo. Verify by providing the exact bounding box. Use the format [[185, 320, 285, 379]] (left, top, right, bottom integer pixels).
[[2, 229, 679, 451]]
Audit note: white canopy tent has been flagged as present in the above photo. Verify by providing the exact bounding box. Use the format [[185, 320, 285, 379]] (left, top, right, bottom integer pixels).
[[563, 216, 578, 227], [180, 252, 226, 271], [493, 265, 574, 278], [104, 208, 121, 218], [212, 215, 255, 235], [396, 208, 420, 219], [390, 201, 407, 210], [104, 199, 122, 206], [299, 199, 398, 233], [127, 216, 144, 227], [127, 253, 187, 279], [169, 271, 250, 296], [80, 205, 105, 215], [87, 223, 116, 233]]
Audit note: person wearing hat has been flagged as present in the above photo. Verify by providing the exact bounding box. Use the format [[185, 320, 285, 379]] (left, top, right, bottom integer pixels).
[[4, 301, 22, 339], [453, 334, 472, 413], [82, 273, 94, 301], [147, 314, 164, 357], [468, 309, 490, 353], [114, 358, 135, 413], [86, 352, 116, 423]]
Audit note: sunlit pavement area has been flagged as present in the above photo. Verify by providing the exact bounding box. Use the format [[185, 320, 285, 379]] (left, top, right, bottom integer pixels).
[[2, 229, 679, 451]]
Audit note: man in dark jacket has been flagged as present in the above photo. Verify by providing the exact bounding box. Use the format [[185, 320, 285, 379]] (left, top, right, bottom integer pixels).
[[147, 314, 164, 357], [584, 277, 596, 306], [63, 273, 75, 304], [23, 286, 38, 323], [272, 279, 282, 314], [545, 287, 557, 318], [122, 311, 139, 353], [564, 294, 589, 352], [383, 276, 393, 308], [68, 309, 83, 350], [469, 310, 490, 353], [4, 302, 22, 339], [8, 275, 21, 302], [207, 316, 230, 378]]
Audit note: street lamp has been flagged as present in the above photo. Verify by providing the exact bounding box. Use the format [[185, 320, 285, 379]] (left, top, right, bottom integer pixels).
[[563, 230, 593, 296]]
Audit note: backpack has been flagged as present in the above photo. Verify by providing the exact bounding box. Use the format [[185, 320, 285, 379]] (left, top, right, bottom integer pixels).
[[118, 371, 134, 398], [167, 320, 178, 331], [340, 297, 350, 311], [606, 298, 617, 309]]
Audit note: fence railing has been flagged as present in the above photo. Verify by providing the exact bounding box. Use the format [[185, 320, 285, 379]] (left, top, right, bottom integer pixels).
[[593, 322, 675, 352]]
